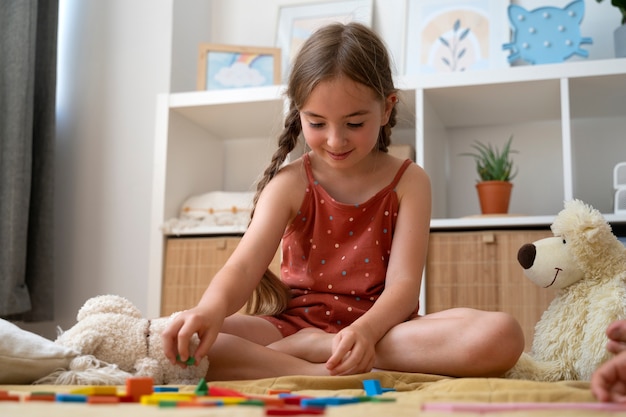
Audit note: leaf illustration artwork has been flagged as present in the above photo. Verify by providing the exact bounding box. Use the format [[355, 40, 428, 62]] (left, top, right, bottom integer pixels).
[[438, 19, 471, 71]]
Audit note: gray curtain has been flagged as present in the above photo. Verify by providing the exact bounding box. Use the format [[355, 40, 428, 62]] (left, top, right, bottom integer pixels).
[[0, 0, 58, 321]]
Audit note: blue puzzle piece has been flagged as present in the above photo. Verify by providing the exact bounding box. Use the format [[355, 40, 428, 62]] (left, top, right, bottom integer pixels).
[[301, 397, 362, 408], [363, 379, 396, 396]]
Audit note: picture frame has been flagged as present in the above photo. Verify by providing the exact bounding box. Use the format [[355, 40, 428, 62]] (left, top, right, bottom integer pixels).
[[197, 44, 281, 90], [404, 0, 509, 75], [276, 0, 373, 81]]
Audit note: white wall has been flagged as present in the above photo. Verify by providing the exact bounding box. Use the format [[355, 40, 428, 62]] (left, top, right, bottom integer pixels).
[[20, 0, 174, 338], [208, 0, 619, 75], [20, 0, 619, 338]]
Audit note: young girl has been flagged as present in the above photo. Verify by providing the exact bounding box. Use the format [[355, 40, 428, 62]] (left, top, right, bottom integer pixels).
[[162, 22, 524, 381]]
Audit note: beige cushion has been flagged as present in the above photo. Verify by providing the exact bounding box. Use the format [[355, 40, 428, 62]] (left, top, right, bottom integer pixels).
[[0, 319, 77, 384]]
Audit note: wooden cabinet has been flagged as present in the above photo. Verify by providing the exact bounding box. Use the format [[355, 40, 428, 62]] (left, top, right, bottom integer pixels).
[[426, 229, 556, 352], [161, 236, 281, 316]]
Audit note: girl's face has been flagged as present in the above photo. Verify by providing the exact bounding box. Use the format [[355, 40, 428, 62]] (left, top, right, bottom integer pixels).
[[299, 77, 395, 169]]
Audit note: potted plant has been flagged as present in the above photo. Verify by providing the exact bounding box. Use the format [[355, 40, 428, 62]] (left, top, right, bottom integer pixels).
[[596, 0, 626, 57], [461, 135, 518, 215]]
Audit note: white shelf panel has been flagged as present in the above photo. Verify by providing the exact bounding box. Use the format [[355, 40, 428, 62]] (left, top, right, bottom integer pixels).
[[401, 58, 626, 90], [430, 213, 626, 230], [164, 214, 626, 235], [423, 80, 561, 128], [167, 85, 286, 139], [430, 215, 555, 230], [165, 225, 247, 236]]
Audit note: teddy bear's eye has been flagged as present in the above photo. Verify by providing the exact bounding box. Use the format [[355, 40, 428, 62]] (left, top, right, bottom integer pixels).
[[562, 239, 566, 245]]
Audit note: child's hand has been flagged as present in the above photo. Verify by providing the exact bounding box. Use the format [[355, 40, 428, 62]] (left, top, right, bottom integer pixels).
[[592, 350, 626, 402], [606, 320, 626, 355], [325, 325, 376, 375], [161, 307, 222, 366]]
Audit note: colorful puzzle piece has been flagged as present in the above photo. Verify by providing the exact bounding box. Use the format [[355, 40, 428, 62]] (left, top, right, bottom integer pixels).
[[2, 375, 403, 415], [362, 379, 396, 396]]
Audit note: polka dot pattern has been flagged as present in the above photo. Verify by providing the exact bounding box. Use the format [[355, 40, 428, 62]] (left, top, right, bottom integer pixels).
[[262, 155, 415, 337]]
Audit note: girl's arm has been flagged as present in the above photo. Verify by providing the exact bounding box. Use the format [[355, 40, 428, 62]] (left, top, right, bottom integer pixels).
[[326, 163, 432, 374], [162, 162, 305, 364]]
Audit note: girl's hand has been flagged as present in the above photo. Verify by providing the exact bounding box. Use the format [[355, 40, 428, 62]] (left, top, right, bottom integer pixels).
[[325, 325, 376, 375], [592, 351, 626, 402], [161, 306, 223, 366], [606, 320, 626, 355]]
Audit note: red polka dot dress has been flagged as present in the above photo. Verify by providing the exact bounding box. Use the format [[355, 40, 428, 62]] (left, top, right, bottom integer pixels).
[[262, 153, 415, 336]]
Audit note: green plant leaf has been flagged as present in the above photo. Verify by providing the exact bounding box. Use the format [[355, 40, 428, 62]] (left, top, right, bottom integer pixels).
[[460, 136, 518, 182]]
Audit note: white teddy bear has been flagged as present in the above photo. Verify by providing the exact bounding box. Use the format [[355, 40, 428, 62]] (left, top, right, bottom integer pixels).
[[506, 199, 626, 381], [39, 294, 208, 385]]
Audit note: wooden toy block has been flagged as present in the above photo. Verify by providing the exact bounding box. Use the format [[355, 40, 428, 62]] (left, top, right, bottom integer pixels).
[[266, 406, 325, 415], [0, 393, 20, 402], [87, 396, 120, 404], [154, 386, 179, 392], [362, 379, 395, 396], [173, 401, 218, 408], [278, 393, 314, 405], [140, 392, 195, 405], [126, 376, 154, 402], [301, 397, 360, 407], [25, 392, 56, 402], [176, 354, 196, 365], [208, 385, 246, 397], [194, 377, 208, 395], [56, 393, 88, 403], [247, 395, 286, 406], [71, 386, 118, 396]]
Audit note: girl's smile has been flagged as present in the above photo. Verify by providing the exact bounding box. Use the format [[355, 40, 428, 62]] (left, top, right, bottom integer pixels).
[[299, 76, 392, 171]]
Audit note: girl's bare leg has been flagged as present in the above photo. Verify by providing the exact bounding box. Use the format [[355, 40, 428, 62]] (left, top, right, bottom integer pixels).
[[206, 332, 330, 380], [265, 308, 524, 377], [267, 328, 333, 363], [212, 309, 523, 378], [374, 308, 524, 377]]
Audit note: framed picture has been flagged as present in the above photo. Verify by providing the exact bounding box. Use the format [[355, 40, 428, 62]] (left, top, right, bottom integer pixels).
[[276, 0, 373, 81], [197, 44, 281, 90], [404, 0, 509, 75]]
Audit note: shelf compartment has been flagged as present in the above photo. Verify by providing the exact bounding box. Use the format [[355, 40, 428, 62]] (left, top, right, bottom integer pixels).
[[169, 86, 285, 139]]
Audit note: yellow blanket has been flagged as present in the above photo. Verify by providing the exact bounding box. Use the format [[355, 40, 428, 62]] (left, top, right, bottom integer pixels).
[[0, 372, 604, 417]]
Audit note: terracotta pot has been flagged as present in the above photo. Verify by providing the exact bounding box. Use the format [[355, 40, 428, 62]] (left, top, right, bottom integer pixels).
[[476, 181, 513, 214]]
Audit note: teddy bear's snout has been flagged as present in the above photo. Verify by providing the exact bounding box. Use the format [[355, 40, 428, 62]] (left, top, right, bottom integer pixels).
[[518, 243, 536, 270]]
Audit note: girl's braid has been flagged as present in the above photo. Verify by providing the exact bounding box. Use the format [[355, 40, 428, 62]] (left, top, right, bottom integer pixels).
[[245, 104, 301, 315], [379, 105, 397, 152], [251, 104, 301, 219]]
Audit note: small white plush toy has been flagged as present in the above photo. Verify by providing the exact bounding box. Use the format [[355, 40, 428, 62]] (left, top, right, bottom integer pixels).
[[506, 199, 626, 381], [38, 294, 208, 385]]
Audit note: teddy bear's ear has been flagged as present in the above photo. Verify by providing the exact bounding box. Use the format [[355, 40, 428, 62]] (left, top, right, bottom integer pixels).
[[77, 295, 142, 321]]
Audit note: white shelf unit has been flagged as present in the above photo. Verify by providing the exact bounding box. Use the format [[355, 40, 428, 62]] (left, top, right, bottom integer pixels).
[[397, 58, 626, 226], [148, 59, 626, 313]]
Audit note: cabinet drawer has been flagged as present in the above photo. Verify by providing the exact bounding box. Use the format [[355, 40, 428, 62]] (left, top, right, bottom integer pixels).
[[161, 236, 281, 316], [426, 230, 556, 351]]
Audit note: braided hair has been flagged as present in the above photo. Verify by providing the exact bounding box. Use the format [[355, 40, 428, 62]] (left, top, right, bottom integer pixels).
[[246, 22, 398, 315]]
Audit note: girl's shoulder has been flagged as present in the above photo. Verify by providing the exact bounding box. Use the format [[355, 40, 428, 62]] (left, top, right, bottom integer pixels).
[[262, 156, 309, 205], [390, 155, 430, 200]]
